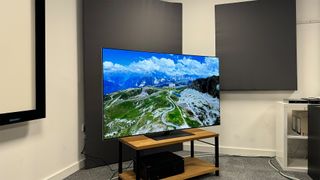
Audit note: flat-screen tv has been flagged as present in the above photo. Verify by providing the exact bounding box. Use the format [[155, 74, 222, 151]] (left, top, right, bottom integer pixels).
[[102, 48, 220, 139]]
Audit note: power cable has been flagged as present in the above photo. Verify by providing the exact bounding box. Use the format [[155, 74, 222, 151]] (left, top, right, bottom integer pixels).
[[268, 158, 301, 180]]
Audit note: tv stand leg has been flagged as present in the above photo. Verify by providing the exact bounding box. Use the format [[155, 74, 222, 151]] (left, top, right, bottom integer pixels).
[[136, 150, 140, 180], [118, 141, 123, 179], [215, 136, 219, 176], [191, 140, 194, 157], [215, 170, 220, 176]]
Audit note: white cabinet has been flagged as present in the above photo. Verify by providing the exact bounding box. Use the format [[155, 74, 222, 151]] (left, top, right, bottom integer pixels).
[[276, 102, 308, 172]]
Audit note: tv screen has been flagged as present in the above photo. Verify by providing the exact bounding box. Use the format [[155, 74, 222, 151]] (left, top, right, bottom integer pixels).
[[102, 48, 220, 139]]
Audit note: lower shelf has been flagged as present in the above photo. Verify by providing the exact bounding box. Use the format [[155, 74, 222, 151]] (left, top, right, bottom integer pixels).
[[119, 157, 218, 180], [287, 158, 308, 172]]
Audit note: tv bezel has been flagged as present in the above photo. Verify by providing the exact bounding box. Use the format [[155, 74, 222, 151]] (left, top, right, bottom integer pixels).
[[0, 0, 46, 126], [101, 47, 220, 140]]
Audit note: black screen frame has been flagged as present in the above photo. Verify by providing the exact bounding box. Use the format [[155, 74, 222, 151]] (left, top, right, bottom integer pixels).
[[0, 0, 46, 126], [101, 47, 220, 140]]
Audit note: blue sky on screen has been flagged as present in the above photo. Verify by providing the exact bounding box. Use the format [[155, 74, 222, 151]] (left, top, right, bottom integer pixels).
[[102, 48, 219, 77]]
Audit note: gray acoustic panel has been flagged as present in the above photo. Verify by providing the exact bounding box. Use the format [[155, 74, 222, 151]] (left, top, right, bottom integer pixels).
[[83, 0, 182, 168], [216, 0, 297, 90]]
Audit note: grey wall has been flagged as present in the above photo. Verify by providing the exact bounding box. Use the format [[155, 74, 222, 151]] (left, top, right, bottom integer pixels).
[[216, 0, 297, 90], [83, 0, 182, 168]]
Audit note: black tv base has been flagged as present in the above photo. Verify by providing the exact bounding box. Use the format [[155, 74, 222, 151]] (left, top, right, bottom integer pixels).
[[145, 130, 194, 140]]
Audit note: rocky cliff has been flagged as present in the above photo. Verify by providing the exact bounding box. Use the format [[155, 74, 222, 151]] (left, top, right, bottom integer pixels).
[[189, 76, 219, 98]]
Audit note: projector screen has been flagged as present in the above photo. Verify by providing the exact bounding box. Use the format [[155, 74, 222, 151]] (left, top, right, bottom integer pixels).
[[0, 0, 45, 126], [0, 0, 36, 114]]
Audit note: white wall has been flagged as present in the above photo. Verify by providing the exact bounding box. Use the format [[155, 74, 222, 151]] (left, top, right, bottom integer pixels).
[[0, 0, 84, 180], [165, 0, 320, 156]]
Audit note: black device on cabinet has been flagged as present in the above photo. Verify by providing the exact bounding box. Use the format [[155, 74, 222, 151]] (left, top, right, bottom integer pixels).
[[133, 151, 184, 180]]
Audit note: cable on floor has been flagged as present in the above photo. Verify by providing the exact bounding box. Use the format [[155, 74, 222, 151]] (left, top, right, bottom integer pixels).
[[182, 152, 302, 180], [81, 139, 116, 171], [82, 153, 118, 172], [268, 159, 301, 180], [80, 136, 135, 180], [109, 160, 133, 180], [80, 151, 133, 180]]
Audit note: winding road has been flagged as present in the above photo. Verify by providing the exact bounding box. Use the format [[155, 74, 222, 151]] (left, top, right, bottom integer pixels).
[[160, 90, 188, 128], [106, 88, 190, 130]]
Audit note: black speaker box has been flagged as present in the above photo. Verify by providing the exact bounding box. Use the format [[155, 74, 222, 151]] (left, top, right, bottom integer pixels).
[[134, 151, 184, 180]]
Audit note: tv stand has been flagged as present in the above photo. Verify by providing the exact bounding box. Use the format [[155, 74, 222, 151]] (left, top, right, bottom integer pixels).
[[145, 130, 194, 140], [118, 128, 219, 180]]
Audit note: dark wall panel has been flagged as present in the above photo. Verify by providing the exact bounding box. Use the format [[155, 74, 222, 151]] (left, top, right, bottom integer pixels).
[[216, 0, 297, 90], [83, 0, 182, 168]]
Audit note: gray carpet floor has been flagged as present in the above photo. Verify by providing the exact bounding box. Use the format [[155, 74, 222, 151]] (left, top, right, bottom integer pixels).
[[65, 151, 312, 180]]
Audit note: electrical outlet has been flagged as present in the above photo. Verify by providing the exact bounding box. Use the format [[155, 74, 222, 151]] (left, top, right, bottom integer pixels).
[[81, 124, 85, 132]]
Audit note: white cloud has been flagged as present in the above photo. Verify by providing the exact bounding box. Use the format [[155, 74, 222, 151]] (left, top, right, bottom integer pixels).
[[128, 57, 176, 74], [103, 61, 113, 69], [175, 57, 219, 76], [103, 56, 219, 77], [103, 61, 126, 72]]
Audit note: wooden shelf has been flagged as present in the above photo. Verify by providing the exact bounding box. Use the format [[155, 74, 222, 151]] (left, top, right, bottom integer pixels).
[[119, 157, 218, 180], [120, 128, 218, 150], [287, 158, 308, 172]]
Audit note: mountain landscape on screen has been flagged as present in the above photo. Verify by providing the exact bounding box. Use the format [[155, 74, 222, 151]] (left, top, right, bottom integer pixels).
[[103, 49, 220, 139]]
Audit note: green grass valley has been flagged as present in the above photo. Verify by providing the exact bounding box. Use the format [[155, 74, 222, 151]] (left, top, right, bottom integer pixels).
[[104, 86, 219, 138]]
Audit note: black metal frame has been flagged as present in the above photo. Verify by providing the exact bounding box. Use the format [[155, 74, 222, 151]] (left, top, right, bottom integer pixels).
[[118, 136, 220, 180], [215, 136, 219, 176], [308, 105, 320, 179], [0, 0, 46, 126]]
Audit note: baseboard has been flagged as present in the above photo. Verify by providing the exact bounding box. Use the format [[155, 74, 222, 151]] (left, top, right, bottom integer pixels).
[[44, 159, 85, 180], [183, 142, 276, 157]]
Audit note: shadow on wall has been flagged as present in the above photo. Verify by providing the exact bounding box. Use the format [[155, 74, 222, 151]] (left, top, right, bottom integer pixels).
[[76, 0, 85, 161], [0, 121, 41, 143]]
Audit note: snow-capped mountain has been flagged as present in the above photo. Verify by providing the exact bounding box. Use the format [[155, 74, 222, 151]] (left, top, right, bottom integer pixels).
[[104, 71, 202, 94]]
